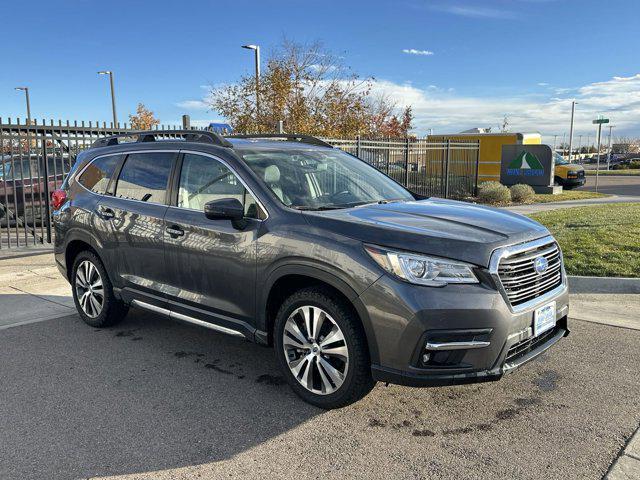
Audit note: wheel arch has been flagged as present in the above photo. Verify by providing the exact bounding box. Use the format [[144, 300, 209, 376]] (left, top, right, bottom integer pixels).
[[258, 264, 380, 365]]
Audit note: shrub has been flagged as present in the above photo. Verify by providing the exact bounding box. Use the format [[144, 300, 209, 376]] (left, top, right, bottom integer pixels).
[[629, 161, 640, 169], [510, 184, 535, 204], [478, 181, 511, 205]]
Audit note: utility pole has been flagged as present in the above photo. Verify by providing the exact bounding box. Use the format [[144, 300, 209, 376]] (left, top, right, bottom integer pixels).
[[568, 101, 577, 163], [577, 134, 583, 156], [552, 134, 558, 151], [606, 125, 615, 170]]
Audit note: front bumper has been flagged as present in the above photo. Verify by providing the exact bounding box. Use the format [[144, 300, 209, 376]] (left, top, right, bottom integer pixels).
[[358, 272, 569, 388], [560, 177, 586, 187]]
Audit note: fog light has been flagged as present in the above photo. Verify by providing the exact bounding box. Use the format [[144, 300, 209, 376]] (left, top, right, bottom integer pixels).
[[422, 353, 431, 363]]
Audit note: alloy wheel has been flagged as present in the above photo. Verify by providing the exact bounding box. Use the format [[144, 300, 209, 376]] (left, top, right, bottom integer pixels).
[[75, 260, 104, 318], [282, 305, 349, 395]]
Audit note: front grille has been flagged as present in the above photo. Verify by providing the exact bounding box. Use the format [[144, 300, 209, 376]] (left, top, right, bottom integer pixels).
[[577, 170, 585, 178], [497, 240, 563, 307], [505, 326, 558, 363]]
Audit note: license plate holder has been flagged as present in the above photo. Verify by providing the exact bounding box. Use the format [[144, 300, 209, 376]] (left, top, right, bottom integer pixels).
[[534, 301, 556, 337]]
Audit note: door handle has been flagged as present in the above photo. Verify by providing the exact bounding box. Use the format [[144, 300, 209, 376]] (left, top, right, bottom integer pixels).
[[96, 205, 115, 220], [166, 225, 185, 237]]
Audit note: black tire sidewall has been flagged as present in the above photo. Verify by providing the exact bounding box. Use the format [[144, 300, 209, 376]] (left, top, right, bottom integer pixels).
[[274, 288, 372, 408], [71, 251, 121, 328]]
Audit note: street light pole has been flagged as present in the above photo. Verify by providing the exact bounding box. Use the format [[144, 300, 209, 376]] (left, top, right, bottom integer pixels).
[[552, 134, 558, 151], [98, 70, 118, 127], [568, 100, 577, 163], [606, 125, 615, 170], [14, 87, 31, 125], [242, 45, 261, 127]]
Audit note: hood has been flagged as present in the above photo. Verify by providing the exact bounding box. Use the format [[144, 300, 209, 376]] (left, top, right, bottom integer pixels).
[[304, 198, 549, 267]]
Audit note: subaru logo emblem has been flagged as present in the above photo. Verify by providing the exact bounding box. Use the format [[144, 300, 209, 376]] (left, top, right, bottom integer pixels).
[[534, 256, 548, 274]]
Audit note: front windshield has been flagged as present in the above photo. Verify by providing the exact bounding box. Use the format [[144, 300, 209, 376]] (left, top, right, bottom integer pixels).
[[240, 148, 415, 210], [554, 152, 569, 165]]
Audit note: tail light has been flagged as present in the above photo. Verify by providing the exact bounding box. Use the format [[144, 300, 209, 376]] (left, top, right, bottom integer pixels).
[[51, 189, 68, 210]]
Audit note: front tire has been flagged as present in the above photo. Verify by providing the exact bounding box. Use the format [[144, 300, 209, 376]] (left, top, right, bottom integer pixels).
[[71, 251, 127, 328], [274, 287, 375, 409]]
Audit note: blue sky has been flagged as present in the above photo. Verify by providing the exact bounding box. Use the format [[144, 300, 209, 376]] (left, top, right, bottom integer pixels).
[[2, 0, 639, 141]]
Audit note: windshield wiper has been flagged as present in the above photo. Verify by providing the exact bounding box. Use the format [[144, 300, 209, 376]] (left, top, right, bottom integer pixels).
[[292, 205, 348, 211]]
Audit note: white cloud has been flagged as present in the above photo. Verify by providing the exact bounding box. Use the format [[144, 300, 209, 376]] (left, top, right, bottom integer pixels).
[[366, 74, 640, 139], [402, 49, 434, 56], [174, 100, 209, 110], [433, 5, 517, 19], [537, 82, 549, 86]]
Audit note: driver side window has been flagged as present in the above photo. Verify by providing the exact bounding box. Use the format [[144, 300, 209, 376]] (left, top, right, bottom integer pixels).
[[178, 153, 263, 219]]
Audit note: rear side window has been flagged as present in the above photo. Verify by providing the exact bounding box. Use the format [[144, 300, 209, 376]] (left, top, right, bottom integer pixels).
[[77, 154, 121, 195], [115, 152, 175, 204]]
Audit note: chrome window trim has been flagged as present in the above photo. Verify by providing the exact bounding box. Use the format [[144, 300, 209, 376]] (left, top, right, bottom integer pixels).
[[176, 149, 269, 221], [74, 149, 179, 207], [489, 235, 567, 314]]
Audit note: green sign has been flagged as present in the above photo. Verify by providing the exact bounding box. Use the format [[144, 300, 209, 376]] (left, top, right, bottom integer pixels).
[[593, 118, 610, 124]]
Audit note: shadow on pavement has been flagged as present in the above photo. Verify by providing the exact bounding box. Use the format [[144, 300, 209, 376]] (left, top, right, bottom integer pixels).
[[0, 308, 319, 479]]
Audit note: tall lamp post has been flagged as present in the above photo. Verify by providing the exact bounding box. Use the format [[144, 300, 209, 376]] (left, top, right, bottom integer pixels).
[[97, 70, 118, 127], [14, 87, 31, 125], [241, 44, 261, 125], [568, 100, 577, 163]]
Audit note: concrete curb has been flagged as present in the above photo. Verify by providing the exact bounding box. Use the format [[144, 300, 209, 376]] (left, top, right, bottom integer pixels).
[[568, 276, 640, 294], [604, 426, 640, 479]]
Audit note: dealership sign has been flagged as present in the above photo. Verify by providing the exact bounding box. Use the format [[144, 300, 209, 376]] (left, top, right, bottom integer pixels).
[[501, 144, 554, 187]]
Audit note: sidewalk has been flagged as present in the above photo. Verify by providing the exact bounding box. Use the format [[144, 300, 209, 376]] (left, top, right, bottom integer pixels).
[[0, 250, 75, 329], [505, 194, 640, 215]]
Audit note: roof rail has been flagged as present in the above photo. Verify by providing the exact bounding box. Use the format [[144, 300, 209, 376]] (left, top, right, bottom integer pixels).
[[227, 133, 333, 148], [91, 130, 233, 148]]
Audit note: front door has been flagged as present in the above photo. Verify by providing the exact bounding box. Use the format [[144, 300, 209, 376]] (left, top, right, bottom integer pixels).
[[163, 152, 265, 334]]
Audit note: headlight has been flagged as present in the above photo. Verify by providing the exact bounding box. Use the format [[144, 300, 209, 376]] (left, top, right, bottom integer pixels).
[[568, 170, 578, 175], [364, 244, 479, 287]]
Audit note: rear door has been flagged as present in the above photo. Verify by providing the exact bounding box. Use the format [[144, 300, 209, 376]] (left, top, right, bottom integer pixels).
[[102, 151, 177, 306]]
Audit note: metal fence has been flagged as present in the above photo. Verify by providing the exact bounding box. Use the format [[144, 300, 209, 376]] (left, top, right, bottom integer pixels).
[[0, 118, 479, 248], [323, 137, 479, 198]]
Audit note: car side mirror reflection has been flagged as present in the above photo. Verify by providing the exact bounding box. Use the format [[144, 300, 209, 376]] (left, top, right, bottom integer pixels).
[[204, 198, 245, 221]]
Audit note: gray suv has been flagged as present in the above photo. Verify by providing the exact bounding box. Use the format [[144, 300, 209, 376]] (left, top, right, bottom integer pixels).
[[53, 131, 569, 409]]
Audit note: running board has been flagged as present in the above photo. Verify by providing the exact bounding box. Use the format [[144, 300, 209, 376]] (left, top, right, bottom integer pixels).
[[131, 299, 245, 338]]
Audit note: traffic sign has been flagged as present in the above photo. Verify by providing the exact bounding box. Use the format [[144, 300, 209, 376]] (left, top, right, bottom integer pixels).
[[593, 118, 610, 124]]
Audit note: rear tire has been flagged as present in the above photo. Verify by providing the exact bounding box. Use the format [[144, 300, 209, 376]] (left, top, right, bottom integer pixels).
[[274, 287, 375, 409], [71, 251, 127, 328]]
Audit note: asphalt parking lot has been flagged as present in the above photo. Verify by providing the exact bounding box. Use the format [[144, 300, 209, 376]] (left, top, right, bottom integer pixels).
[[1, 307, 639, 480], [582, 174, 640, 196]]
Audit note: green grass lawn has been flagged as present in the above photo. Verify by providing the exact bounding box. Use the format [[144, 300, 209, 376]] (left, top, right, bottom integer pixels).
[[531, 191, 608, 204], [529, 203, 640, 277], [584, 169, 640, 176]]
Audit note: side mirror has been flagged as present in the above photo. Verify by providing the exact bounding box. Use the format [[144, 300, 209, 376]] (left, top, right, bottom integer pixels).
[[204, 198, 244, 221]]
